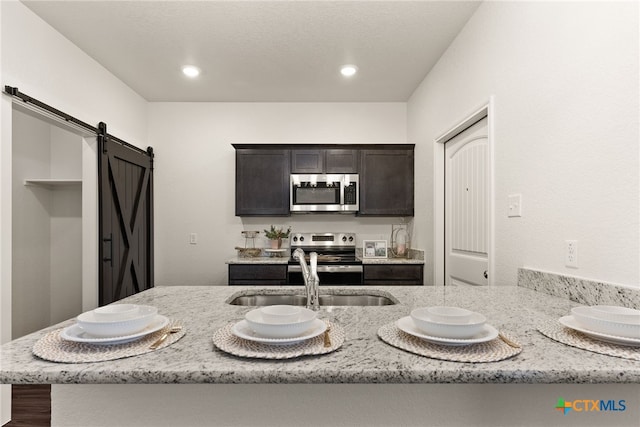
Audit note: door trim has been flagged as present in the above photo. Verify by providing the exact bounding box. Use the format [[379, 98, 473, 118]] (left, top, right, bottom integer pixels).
[[433, 97, 495, 286]]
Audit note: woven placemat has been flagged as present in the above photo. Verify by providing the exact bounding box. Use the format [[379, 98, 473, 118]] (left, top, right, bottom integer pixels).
[[377, 322, 522, 363], [32, 320, 186, 363], [212, 321, 345, 359], [537, 319, 640, 361]]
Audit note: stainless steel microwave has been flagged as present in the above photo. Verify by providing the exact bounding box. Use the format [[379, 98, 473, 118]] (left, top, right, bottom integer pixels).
[[290, 174, 359, 213]]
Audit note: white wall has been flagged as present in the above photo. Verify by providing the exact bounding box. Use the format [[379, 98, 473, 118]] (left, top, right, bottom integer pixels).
[[0, 1, 148, 145], [48, 124, 82, 327], [11, 109, 53, 337], [408, 1, 639, 287], [148, 102, 407, 286], [0, 1, 150, 420], [11, 110, 84, 338]]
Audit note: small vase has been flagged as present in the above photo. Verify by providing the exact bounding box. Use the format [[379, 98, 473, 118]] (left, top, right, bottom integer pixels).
[[270, 239, 282, 249]]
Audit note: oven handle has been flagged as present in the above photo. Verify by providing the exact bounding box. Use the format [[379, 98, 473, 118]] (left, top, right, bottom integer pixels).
[[288, 265, 363, 273]]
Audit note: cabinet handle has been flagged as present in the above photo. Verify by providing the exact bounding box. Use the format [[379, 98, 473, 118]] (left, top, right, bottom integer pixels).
[[483, 270, 488, 279], [103, 234, 112, 265]]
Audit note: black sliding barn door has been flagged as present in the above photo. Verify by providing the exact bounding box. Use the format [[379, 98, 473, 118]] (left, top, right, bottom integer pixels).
[[98, 135, 154, 305]]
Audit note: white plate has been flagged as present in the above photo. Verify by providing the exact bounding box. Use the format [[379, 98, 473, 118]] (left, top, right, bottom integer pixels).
[[396, 316, 498, 346], [61, 315, 169, 345], [232, 319, 326, 345], [559, 315, 640, 347]]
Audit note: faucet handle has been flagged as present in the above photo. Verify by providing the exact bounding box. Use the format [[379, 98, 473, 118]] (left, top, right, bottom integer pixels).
[[309, 252, 318, 275]]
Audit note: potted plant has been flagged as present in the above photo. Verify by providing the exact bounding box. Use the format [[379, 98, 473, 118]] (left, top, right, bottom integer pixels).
[[264, 225, 291, 249]]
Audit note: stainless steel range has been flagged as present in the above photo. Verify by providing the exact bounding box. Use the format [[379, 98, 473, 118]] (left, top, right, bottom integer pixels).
[[288, 232, 363, 286]]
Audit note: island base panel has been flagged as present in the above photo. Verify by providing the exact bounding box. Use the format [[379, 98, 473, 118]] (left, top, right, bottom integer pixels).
[[52, 383, 639, 426]]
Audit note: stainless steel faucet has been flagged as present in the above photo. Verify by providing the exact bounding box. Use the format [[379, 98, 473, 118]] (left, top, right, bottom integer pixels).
[[292, 248, 319, 310]]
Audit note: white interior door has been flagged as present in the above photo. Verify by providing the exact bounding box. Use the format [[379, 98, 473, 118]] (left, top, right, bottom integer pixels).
[[445, 117, 489, 286]]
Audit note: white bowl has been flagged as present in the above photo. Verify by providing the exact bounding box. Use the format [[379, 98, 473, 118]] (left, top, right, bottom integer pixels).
[[77, 305, 158, 337], [411, 307, 486, 339], [425, 306, 474, 324], [571, 306, 640, 338], [92, 304, 140, 321], [588, 306, 640, 325], [259, 305, 302, 324], [245, 307, 317, 338]]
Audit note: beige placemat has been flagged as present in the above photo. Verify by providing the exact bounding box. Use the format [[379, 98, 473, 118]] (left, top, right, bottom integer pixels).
[[377, 322, 522, 363], [537, 319, 640, 361], [32, 320, 186, 363], [212, 321, 345, 359]]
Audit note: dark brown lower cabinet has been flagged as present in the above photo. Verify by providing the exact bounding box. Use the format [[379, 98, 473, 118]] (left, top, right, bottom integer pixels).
[[229, 263, 424, 286], [363, 264, 424, 285], [228, 264, 288, 286]]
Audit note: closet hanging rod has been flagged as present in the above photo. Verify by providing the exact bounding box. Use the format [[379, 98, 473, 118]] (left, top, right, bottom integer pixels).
[[3, 85, 150, 157]]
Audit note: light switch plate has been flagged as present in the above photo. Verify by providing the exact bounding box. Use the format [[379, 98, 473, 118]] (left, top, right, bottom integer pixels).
[[508, 194, 522, 217]]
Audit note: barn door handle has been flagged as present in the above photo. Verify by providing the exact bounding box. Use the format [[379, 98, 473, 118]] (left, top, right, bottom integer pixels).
[[483, 270, 488, 279], [103, 234, 113, 265]]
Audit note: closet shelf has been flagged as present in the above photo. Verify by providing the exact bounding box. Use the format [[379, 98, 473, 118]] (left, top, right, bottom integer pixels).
[[24, 179, 82, 189]]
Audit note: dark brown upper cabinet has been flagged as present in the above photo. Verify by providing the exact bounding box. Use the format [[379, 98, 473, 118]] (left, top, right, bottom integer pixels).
[[291, 149, 358, 174], [233, 144, 414, 216], [359, 147, 414, 216], [234, 146, 291, 216]]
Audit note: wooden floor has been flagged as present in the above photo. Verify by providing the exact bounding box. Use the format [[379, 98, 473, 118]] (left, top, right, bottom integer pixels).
[[4, 385, 51, 427]]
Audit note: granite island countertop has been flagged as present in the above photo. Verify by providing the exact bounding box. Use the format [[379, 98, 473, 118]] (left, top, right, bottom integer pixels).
[[1, 285, 638, 385]]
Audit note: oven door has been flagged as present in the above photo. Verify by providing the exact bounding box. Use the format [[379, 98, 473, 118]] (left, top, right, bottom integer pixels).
[[288, 265, 363, 286]]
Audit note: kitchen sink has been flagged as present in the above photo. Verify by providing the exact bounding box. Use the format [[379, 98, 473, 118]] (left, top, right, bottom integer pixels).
[[228, 291, 397, 306]]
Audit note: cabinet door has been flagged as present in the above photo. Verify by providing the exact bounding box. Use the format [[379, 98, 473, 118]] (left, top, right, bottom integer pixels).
[[228, 264, 288, 285], [325, 149, 358, 173], [291, 150, 324, 173], [359, 149, 414, 216], [363, 265, 423, 285], [236, 149, 290, 216]]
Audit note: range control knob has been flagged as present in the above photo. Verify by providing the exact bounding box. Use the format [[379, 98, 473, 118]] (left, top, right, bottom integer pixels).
[[342, 236, 347, 242], [292, 236, 298, 242], [299, 236, 305, 242], [348, 236, 354, 242]]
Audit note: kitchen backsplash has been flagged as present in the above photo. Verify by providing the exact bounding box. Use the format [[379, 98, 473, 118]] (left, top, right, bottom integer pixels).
[[517, 268, 640, 308]]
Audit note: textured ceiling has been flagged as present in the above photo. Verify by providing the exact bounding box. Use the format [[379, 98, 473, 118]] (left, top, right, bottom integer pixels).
[[22, 1, 481, 102]]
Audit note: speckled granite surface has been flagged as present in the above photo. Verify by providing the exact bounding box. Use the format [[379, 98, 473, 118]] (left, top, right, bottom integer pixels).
[[518, 268, 640, 308], [2, 285, 638, 385], [358, 257, 425, 264], [226, 256, 289, 264], [228, 248, 425, 265], [357, 248, 425, 264]]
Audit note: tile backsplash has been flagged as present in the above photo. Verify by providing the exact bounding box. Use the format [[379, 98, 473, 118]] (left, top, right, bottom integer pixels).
[[518, 268, 640, 308]]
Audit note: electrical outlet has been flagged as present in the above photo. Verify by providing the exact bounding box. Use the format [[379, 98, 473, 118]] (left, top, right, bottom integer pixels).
[[189, 233, 198, 245], [565, 240, 578, 268]]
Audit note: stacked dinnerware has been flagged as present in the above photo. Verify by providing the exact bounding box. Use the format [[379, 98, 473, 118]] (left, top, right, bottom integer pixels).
[[61, 304, 167, 345], [559, 305, 640, 346], [395, 306, 498, 346], [232, 305, 326, 344]]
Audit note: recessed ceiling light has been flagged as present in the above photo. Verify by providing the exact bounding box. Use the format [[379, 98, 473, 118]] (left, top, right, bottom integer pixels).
[[340, 65, 358, 77], [182, 65, 201, 78]]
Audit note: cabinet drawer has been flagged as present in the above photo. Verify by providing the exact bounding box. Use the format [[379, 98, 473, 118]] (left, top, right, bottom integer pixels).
[[228, 264, 288, 285], [363, 264, 423, 285]]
